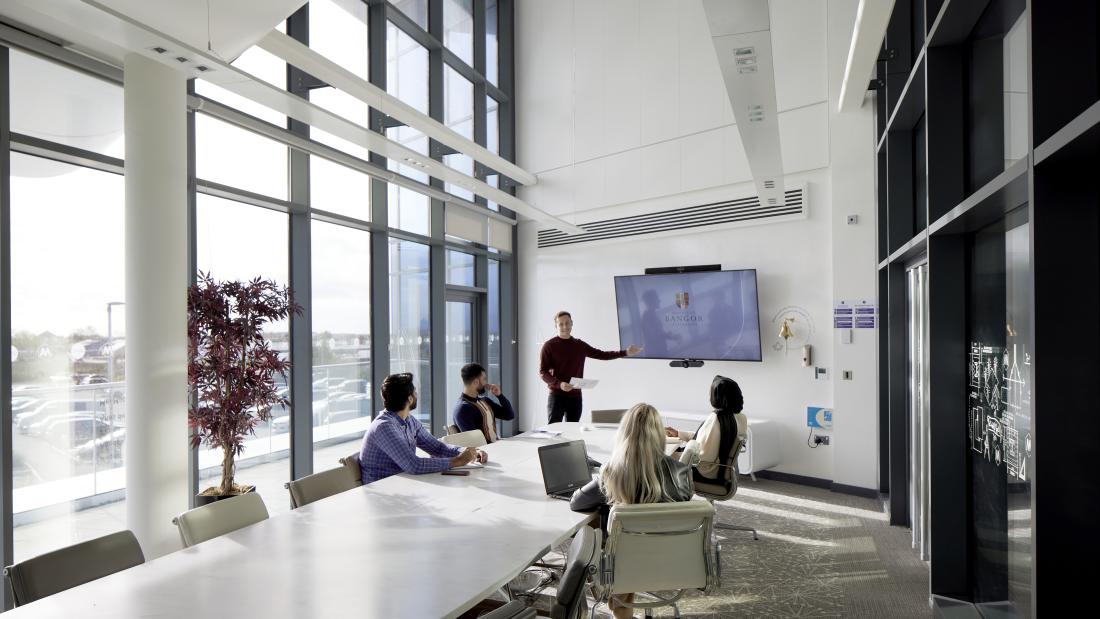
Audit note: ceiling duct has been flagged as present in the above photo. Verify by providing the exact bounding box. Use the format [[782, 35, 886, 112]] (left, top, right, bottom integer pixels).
[[702, 0, 786, 208]]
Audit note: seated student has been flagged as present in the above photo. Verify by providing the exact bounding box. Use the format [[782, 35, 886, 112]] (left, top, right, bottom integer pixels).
[[665, 375, 747, 485], [570, 402, 694, 619], [452, 363, 516, 443], [359, 372, 487, 485]]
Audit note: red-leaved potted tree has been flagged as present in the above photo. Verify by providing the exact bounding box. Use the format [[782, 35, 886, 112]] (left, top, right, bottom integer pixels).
[[188, 273, 302, 502]]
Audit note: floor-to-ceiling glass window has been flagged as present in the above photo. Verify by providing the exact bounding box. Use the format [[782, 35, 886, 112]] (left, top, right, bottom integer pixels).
[[9, 155, 126, 562], [310, 221, 372, 471], [388, 239, 431, 423], [7, 49, 126, 563], [195, 194, 291, 516]]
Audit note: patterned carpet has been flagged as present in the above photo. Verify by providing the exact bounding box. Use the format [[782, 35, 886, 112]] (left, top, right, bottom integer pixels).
[[508, 478, 931, 618]]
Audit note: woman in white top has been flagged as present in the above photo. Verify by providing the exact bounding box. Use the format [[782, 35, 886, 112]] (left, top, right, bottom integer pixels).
[[665, 375, 747, 484]]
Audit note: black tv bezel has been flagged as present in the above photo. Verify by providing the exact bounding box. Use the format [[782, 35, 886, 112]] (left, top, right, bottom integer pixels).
[[613, 268, 763, 362]]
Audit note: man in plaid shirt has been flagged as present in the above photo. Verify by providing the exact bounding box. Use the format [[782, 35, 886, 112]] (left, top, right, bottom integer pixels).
[[359, 372, 486, 485]]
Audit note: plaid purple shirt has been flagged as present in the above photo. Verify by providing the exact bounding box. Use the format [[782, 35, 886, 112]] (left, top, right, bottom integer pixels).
[[359, 410, 462, 485]]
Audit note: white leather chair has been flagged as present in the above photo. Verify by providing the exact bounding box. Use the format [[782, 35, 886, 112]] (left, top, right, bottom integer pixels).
[[590, 409, 627, 424], [172, 492, 269, 548], [285, 465, 362, 509], [442, 429, 487, 448], [3, 530, 144, 606], [598, 501, 717, 618]]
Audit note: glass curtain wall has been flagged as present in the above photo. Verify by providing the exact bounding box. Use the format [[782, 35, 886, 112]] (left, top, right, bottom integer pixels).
[[7, 50, 126, 563], [388, 239, 432, 423], [2, 0, 516, 571]]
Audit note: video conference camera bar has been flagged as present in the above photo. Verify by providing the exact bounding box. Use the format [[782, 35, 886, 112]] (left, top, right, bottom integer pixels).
[[669, 359, 705, 369]]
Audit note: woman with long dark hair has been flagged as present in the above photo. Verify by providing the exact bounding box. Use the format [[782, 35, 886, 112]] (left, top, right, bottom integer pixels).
[[666, 375, 747, 484]]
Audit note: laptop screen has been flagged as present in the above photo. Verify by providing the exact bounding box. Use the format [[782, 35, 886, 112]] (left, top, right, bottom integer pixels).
[[538, 440, 593, 496]]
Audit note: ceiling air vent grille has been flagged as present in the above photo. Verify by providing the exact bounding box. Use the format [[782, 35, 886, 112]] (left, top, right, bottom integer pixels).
[[537, 187, 804, 249]]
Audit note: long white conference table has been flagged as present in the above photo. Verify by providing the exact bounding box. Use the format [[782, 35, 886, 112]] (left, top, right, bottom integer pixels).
[[4, 422, 623, 618]]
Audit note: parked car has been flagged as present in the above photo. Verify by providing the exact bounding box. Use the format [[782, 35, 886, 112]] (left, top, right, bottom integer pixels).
[[29, 412, 104, 437], [272, 400, 328, 434], [72, 427, 126, 464], [11, 397, 39, 415], [16, 401, 74, 433], [45, 417, 114, 449]]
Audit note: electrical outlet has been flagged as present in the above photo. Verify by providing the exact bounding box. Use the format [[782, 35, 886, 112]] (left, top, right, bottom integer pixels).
[[847, 214, 859, 225], [814, 435, 831, 446], [842, 370, 853, 380], [815, 367, 828, 380]]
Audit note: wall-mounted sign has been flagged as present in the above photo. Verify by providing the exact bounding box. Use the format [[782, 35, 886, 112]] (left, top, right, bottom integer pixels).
[[807, 406, 833, 430]]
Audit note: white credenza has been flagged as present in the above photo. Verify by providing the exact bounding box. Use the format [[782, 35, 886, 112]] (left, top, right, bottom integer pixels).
[[660, 411, 782, 480]]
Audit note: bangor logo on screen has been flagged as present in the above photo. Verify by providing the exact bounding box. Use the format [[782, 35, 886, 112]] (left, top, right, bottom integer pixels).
[[675, 292, 690, 309]]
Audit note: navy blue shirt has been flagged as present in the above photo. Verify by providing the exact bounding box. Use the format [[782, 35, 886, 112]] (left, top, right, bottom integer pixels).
[[452, 393, 516, 443]]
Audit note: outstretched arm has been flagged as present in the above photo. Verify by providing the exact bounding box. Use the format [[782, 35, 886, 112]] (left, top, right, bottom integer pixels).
[[581, 339, 628, 360]]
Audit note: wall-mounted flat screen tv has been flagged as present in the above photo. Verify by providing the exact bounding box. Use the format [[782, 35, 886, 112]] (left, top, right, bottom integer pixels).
[[614, 269, 762, 361]]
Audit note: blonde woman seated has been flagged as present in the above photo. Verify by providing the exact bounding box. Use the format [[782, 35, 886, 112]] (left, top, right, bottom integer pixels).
[[570, 402, 694, 619], [666, 375, 747, 485]]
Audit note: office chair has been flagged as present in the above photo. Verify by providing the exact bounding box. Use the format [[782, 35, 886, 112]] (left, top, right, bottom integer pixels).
[[478, 600, 536, 619], [590, 409, 627, 424], [3, 530, 145, 607], [597, 501, 718, 619], [442, 429, 488, 448], [172, 492, 269, 548], [466, 526, 599, 619], [339, 452, 363, 485], [285, 464, 362, 509], [681, 438, 759, 540]]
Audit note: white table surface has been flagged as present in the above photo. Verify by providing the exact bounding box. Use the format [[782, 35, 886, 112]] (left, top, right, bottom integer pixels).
[[4, 423, 615, 618]]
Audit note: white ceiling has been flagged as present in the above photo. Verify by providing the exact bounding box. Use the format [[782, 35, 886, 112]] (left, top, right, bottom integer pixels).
[[89, 0, 308, 61]]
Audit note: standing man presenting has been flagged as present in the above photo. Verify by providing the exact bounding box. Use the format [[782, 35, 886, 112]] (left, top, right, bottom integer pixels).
[[539, 311, 642, 423]]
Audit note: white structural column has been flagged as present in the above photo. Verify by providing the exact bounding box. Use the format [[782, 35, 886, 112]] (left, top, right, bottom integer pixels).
[[123, 53, 190, 558]]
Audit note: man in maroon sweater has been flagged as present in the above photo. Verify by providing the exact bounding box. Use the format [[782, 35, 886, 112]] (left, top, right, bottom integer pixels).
[[539, 311, 642, 423]]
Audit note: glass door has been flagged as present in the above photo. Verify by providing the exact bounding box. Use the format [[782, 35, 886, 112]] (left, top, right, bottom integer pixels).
[[445, 292, 480, 426], [907, 261, 931, 561]]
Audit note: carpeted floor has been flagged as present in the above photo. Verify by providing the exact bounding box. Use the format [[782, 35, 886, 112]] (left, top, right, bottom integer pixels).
[[672, 478, 931, 618], [509, 478, 931, 618]]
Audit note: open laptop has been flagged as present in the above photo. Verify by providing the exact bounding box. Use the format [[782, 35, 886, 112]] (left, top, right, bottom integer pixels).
[[538, 440, 595, 501]]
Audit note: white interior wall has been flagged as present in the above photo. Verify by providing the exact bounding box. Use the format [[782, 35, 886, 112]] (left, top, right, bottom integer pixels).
[[515, 0, 878, 488]]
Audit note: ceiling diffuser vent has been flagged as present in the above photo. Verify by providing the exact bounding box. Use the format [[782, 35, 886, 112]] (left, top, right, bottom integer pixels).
[[537, 187, 805, 249]]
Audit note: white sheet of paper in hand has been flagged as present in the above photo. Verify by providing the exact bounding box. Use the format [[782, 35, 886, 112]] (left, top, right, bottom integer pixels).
[[568, 378, 599, 389]]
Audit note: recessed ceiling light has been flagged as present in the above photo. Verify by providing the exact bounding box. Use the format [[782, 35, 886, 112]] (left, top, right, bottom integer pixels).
[[735, 47, 755, 56], [151, 46, 168, 54], [175, 56, 189, 64], [736, 57, 757, 66], [738, 66, 757, 74]]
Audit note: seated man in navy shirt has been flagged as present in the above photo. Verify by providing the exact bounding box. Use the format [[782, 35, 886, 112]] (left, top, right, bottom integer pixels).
[[452, 363, 516, 444], [359, 372, 486, 485]]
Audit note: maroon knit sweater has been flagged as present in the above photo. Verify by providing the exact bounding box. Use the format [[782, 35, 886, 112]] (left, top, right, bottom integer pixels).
[[538, 336, 625, 397]]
